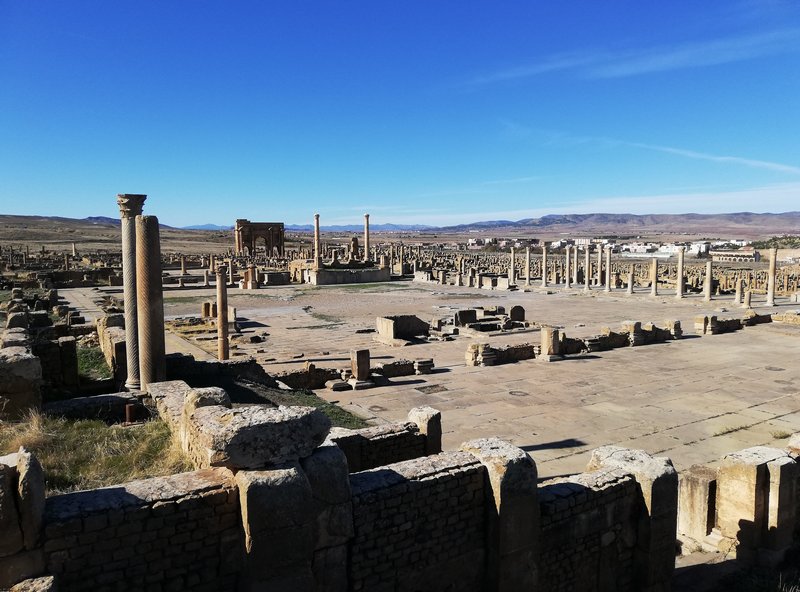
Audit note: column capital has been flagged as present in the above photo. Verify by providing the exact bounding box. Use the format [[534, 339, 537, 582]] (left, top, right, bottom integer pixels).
[[364, 213, 370, 219], [117, 194, 147, 218]]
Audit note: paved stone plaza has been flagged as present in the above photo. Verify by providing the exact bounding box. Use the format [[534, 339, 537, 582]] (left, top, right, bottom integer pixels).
[[68, 279, 800, 479]]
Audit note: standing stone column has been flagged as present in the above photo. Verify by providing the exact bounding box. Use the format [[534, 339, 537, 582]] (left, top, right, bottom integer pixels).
[[363, 213, 370, 262], [584, 248, 591, 292], [572, 246, 578, 285], [216, 266, 230, 360], [564, 246, 571, 288], [766, 247, 777, 306], [675, 246, 685, 299], [313, 213, 321, 268], [541, 244, 548, 288], [203, 270, 210, 287], [525, 247, 531, 286], [135, 215, 166, 390], [650, 258, 659, 297], [596, 247, 602, 286], [704, 261, 713, 302], [508, 248, 516, 285], [116, 193, 146, 390], [734, 277, 743, 304], [604, 247, 612, 292], [627, 263, 635, 295], [180, 255, 186, 275]]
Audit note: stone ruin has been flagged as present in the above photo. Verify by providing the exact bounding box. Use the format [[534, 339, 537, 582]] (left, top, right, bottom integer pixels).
[[6, 372, 800, 591]]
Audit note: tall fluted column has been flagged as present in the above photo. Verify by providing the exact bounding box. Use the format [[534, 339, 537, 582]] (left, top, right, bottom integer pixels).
[[135, 214, 166, 390], [509, 248, 516, 285], [650, 258, 659, 297], [604, 247, 612, 292], [675, 247, 685, 299], [363, 214, 370, 262], [541, 244, 548, 288], [704, 261, 713, 302], [584, 248, 591, 292], [117, 193, 146, 390], [564, 246, 571, 288], [766, 247, 777, 306], [216, 266, 229, 360]]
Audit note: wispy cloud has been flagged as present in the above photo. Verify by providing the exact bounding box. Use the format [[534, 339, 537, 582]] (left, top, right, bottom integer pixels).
[[481, 175, 541, 186], [469, 28, 800, 84], [625, 142, 800, 175]]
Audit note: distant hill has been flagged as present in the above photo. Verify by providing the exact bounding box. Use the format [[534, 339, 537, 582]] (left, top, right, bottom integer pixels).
[[84, 216, 120, 226], [285, 223, 434, 232], [181, 224, 234, 231], [439, 212, 800, 238]]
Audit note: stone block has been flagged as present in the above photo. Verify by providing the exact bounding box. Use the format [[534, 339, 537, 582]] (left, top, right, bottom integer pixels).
[[15, 449, 44, 550], [300, 444, 353, 549], [6, 313, 28, 330], [0, 463, 23, 557], [0, 347, 42, 420], [0, 549, 44, 590], [588, 446, 678, 590], [235, 465, 315, 591], [186, 405, 331, 469], [461, 438, 539, 592], [678, 465, 716, 544], [407, 406, 442, 455], [350, 349, 370, 381]]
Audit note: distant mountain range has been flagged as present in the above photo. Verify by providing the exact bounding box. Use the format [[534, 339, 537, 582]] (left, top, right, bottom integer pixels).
[[4, 211, 791, 240]]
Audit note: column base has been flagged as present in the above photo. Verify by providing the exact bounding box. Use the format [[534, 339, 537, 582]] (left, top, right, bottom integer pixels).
[[125, 380, 141, 392]]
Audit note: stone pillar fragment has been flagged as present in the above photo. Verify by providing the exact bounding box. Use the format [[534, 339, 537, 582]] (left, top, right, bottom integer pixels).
[[135, 215, 166, 390], [525, 247, 531, 286], [363, 213, 370, 262], [116, 193, 146, 390], [766, 247, 777, 306], [313, 213, 321, 269], [604, 246, 612, 292], [408, 406, 442, 455], [461, 438, 539, 592], [627, 263, 635, 295], [704, 261, 713, 302], [651, 258, 659, 297], [541, 245, 548, 288], [572, 246, 578, 285], [564, 246, 571, 288], [508, 248, 515, 285], [584, 248, 591, 292], [675, 246, 685, 299], [216, 266, 229, 361], [588, 446, 678, 591]]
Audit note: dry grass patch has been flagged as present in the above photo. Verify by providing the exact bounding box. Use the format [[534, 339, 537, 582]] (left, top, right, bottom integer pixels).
[[0, 411, 192, 495]]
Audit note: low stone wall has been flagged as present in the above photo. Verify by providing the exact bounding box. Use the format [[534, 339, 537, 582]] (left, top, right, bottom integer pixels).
[[274, 365, 341, 390], [0, 338, 43, 420], [539, 469, 639, 591], [329, 422, 429, 473], [96, 314, 126, 386], [165, 352, 277, 387], [348, 452, 487, 591], [43, 392, 142, 422], [43, 468, 242, 592]]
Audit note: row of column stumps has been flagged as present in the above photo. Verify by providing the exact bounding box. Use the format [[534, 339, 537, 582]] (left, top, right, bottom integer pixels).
[[505, 243, 779, 306]]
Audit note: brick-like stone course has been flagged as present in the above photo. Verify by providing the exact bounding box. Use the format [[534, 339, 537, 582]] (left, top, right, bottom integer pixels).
[[43, 468, 242, 592], [348, 452, 486, 591], [539, 469, 638, 592], [329, 423, 427, 473]]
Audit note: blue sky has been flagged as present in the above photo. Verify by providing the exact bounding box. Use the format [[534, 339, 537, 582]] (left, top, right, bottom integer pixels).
[[1, 1, 799, 227]]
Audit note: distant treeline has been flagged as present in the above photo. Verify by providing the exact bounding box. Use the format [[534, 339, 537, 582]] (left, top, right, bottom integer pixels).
[[752, 235, 800, 249]]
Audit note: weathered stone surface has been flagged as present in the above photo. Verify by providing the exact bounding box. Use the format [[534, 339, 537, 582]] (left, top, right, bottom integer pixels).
[[10, 575, 56, 592], [6, 312, 28, 330], [147, 379, 193, 430], [0, 464, 24, 558], [407, 406, 442, 455], [184, 386, 232, 413], [187, 405, 331, 469], [786, 432, 800, 457], [0, 329, 30, 349], [0, 347, 42, 419], [0, 549, 44, 590], [300, 444, 353, 548], [678, 464, 716, 544], [235, 464, 315, 589], [15, 449, 44, 550], [461, 438, 539, 592]]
